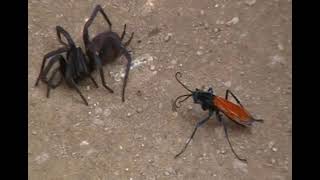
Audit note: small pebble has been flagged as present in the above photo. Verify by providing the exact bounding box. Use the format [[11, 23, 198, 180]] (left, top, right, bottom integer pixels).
[[268, 141, 275, 149], [187, 105, 193, 110], [272, 147, 278, 152], [86, 86, 90, 91], [196, 51, 203, 56], [164, 33, 172, 42], [150, 65, 156, 71], [204, 23, 209, 29], [200, 10, 205, 15], [226, 17, 240, 26], [32, 131, 37, 135], [88, 111, 92, 115], [278, 43, 284, 51], [271, 158, 276, 164], [141, 144, 145, 147], [164, 171, 170, 176], [224, 81, 232, 88], [130, 178, 133, 180], [136, 90, 143, 96], [215, 4, 219, 8], [88, 96, 91, 100], [125, 168, 129, 171], [240, 72, 245, 76], [136, 108, 143, 113], [179, 64, 183, 67], [221, 149, 226, 154], [214, 28, 220, 33], [80, 141, 89, 146], [171, 60, 177, 64], [119, 145, 123, 150], [245, 0, 256, 6], [127, 113, 132, 117]]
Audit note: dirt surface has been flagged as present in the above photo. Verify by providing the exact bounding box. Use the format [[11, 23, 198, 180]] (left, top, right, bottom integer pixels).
[[28, 0, 292, 179]]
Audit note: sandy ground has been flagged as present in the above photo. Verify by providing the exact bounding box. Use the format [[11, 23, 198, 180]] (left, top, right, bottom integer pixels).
[[28, 0, 292, 179]]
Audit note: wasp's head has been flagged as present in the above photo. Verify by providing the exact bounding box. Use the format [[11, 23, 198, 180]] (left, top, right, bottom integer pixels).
[[191, 88, 214, 110], [174, 72, 214, 110]]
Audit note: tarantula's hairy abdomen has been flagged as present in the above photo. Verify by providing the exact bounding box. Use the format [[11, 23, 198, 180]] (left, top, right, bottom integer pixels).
[[90, 32, 122, 65]]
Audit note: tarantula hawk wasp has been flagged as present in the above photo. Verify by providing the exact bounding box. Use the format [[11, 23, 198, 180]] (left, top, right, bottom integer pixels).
[[83, 5, 134, 102], [34, 26, 98, 105], [173, 72, 264, 162]]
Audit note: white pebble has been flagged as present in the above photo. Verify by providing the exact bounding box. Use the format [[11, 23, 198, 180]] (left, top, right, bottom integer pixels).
[[164, 33, 172, 42], [196, 51, 203, 56], [141, 144, 145, 147], [224, 81, 232, 88], [200, 10, 205, 15], [215, 4, 219, 8], [119, 145, 123, 150], [245, 0, 256, 6], [278, 43, 284, 51], [179, 64, 183, 67], [88, 111, 92, 115], [226, 17, 240, 26], [272, 147, 278, 152], [137, 108, 143, 113], [150, 65, 156, 71], [80, 141, 89, 146], [127, 113, 132, 117], [125, 168, 129, 171], [268, 141, 275, 149]]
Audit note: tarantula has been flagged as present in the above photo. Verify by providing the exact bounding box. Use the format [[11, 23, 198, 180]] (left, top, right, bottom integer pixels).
[[35, 5, 134, 105], [34, 26, 98, 105], [83, 5, 134, 102]]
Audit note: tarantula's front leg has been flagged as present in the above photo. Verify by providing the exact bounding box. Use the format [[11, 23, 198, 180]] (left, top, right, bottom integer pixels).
[[115, 42, 133, 102], [120, 24, 134, 47], [90, 52, 114, 93], [83, 5, 112, 48], [41, 55, 64, 98], [35, 47, 68, 86]]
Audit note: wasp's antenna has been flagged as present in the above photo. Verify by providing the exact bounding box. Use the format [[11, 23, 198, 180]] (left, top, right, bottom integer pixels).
[[174, 94, 192, 108], [175, 72, 193, 93]]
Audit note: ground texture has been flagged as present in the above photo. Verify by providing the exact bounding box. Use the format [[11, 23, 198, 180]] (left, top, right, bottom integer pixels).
[[29, 0, 292, 179]]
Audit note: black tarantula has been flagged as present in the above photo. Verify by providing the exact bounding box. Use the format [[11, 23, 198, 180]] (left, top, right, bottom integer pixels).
[[83, 5, 134, 102], [34, 5, 134, 105], [34, 26, 98, 105]]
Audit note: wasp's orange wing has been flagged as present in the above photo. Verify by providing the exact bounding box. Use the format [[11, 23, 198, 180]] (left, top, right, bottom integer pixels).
[[213, 96, 255, 126]]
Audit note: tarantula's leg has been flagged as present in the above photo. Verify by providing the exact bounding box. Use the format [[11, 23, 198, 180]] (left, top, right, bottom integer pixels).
[[88, 74, 99, 88], [114, 42, 132, 102], [41, 55, 64, 97], [124, 32, 134, 47], [66, 77, 89, 106], [120, 24, 127, 41], [83, 5, 112, 47], [91, 53, 114, 93], [56, 26, 76, 47], [46, 67, 62, 98], [35, 47, 68, 86]]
